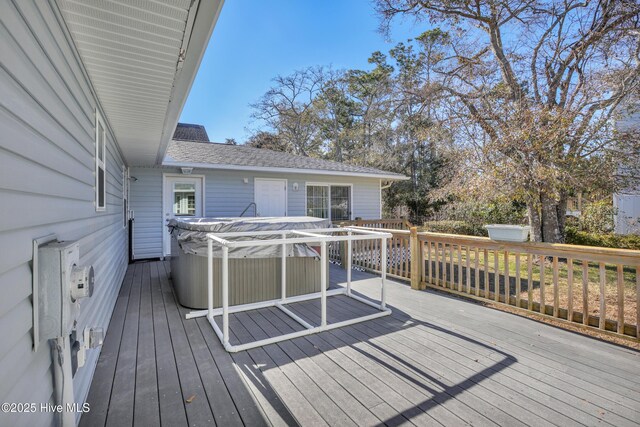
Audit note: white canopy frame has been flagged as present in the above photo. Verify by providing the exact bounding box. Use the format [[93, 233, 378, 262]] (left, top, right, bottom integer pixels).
[[186, 227, 392, 352]]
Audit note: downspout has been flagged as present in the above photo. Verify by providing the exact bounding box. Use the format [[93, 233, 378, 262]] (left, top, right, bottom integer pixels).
[[380, 180, 392, 218]]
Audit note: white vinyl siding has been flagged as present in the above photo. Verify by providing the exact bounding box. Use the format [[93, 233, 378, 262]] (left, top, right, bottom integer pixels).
[[129, 167, 164, 260], [0, 2, 128, 425], [614, 194, 640, 235], [130, 167, 382, 259]]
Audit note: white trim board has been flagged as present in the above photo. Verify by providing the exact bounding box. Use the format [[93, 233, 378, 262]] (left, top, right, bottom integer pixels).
[[162, 160, 409, 180]]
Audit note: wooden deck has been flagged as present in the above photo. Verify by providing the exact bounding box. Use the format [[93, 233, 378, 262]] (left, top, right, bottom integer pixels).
[[80, 261, 640, 427]]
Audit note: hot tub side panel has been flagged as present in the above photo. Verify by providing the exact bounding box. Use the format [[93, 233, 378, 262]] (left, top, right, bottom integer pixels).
[[171, 237, 327, 309]]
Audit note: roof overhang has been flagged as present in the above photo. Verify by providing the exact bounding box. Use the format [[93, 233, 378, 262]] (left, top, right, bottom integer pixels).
[[56, 0, 223, 166], [162, 160, 410, 180]]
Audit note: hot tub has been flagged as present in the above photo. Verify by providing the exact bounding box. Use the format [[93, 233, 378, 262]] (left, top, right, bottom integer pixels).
[[169, 216, 331, 309]]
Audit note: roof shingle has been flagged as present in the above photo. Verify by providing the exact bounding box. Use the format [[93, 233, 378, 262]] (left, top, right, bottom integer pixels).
[[173, 123, 210, 142], [164, 140, 406, 179]]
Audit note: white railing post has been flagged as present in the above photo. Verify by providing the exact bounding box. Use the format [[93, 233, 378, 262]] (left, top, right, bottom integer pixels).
[[208, 237, 213, 320], [281, 232, 287, 301], [222, 245, 229, 346], [347, 231, 352, 296], [381, 236, 387, 310], [321, 240, 327, 327]]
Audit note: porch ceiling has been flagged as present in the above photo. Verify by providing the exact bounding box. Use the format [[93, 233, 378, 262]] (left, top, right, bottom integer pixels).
[[57, 0, 222, 165]]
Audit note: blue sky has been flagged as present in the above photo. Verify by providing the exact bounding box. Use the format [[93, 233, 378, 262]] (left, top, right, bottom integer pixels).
[[179, 0, 422, 143]]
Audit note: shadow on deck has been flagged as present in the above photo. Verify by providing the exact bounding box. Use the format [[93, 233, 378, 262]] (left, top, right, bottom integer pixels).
[[81, 261, 640, 427]]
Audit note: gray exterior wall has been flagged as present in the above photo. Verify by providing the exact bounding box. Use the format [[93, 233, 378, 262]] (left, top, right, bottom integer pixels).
[[0, 2, 128, 425], [130, 166, 382, 259], [612, 107, 639, 235], [614, 194, 640, 235]]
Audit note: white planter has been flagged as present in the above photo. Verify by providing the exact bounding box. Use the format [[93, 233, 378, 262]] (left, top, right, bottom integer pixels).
[[485, 224, 530, 242]]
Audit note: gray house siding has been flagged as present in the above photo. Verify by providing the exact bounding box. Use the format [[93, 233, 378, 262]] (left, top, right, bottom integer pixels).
[[0, 2, 127, 425], [129, 167, 163, 260], [130, 166, 382, 259], [614, 193, 640, 235], [613, 108, 639, 235]]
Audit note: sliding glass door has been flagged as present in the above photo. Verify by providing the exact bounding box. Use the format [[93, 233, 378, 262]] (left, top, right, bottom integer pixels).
[[306, 184, 351, 221]]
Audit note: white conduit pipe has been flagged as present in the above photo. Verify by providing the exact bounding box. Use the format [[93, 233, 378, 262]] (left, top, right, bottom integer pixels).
[[281, 232, 286, 301], [320, 240, 327, 327], [347, 230, 352, 296], [196, 228, 392, 352], [207, 238, 213, 321], [222, 245, 229, 346], [381, 236, 387, 309]]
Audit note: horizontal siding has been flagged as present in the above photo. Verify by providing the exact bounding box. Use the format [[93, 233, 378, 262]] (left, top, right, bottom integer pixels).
[[130, 167, 163, 259], [130, 166, 382, 259], [0, 2, 127, 426], [614, 194, 640, 235]]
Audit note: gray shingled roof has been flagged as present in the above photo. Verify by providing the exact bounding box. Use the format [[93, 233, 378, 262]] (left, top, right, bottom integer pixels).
[[173, 123, 210, 142], [164, 140, 406, 179]]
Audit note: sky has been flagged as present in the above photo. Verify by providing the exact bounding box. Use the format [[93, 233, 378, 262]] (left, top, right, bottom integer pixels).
[[179, 0, 423, 143]]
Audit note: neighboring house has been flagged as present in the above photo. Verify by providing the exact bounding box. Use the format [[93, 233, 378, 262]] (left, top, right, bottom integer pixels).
[[129, 124, 407, 259], [0, 1, 222, 425], [613, 103, 640, 235]]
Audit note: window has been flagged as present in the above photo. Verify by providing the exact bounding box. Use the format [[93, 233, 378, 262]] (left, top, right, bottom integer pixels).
[[173, 183, 196, 216], [306, 184, 351, 220], [122, 166, 128, 227], [95, 111, 106, 211], [306, 185, 329, 218]]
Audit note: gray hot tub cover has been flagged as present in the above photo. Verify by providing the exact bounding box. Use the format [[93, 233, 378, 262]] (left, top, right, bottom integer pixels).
[[169, 216, 333, 258]]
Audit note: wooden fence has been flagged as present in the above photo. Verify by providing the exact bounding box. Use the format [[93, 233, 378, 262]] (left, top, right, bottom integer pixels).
[[334, 226, 640, 341], [334, 218, 413, 230]]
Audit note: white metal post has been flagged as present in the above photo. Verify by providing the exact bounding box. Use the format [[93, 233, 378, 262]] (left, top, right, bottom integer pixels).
[[281, 232, 287, 301], [380, 237, 387, 309], [320, 240, 327, 327], [222, 245, 229, 345], [207, 238, 213, 319], [346, 231, 352, 296]]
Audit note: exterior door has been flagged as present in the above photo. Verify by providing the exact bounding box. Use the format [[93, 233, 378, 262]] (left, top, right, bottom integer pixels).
[[163, 176, 203, 256], [254, 178, 287, 217]]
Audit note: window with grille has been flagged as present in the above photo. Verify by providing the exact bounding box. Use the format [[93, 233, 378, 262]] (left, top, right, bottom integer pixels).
[[306, 184, 351, 220]]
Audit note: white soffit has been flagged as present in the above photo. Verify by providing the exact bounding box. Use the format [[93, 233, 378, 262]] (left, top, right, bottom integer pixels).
[[57, 0, 222, 165]]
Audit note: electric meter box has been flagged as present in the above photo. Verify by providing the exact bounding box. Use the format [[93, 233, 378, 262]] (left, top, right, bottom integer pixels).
[[38, 241, 94, 340]]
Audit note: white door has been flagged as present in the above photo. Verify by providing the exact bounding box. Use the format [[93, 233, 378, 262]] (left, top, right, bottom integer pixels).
[[255, 178, 287, 217], [163, 176, 203, 256]]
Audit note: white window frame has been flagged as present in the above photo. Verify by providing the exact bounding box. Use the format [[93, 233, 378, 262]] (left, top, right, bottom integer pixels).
[[122, 166, 129, 228], [95, 110, 106, 212], [304, 182, 353, 221], [161, 173, 206, 257]]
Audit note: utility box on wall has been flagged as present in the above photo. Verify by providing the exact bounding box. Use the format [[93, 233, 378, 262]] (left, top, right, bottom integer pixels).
[[37, 241, 94, 342]]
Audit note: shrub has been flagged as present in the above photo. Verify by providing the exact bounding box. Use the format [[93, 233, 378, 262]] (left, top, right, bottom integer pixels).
[[421, 220, 487, 237], [565, 226, 640, 250], [578, 199, 615, 234]]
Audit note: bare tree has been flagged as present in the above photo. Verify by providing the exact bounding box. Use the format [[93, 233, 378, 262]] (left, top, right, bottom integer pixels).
[[250, 66, 326, 156], [376, 0, 640, 242], [245, 131, 288, 151]]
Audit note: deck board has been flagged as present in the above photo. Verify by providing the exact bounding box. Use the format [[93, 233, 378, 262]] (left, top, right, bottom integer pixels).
[[82, 261, 640, 426], [79, 265, 135, 427], [150, 261, 189, 427], [105, 263, 143, 427]]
